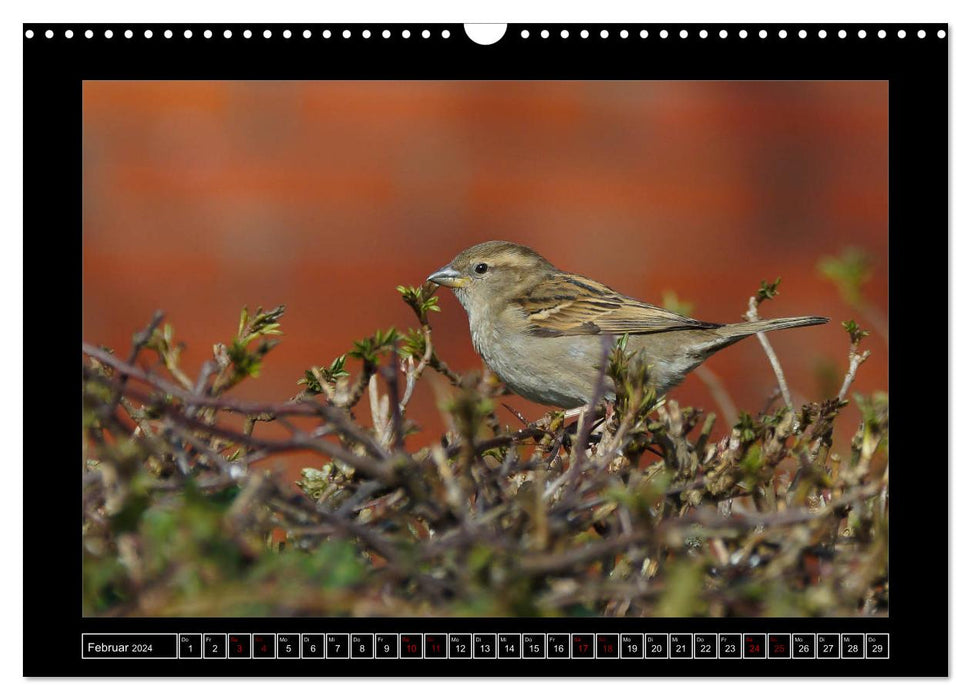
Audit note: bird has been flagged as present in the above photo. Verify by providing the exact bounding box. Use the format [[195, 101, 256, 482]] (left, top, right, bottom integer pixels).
[[426, 241, 828, 409]]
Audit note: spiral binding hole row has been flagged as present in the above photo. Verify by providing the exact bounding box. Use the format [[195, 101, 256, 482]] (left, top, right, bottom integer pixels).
[[24, 26, 947, 41], [25, 27, 456, 40], [521, 27, 944, 40]]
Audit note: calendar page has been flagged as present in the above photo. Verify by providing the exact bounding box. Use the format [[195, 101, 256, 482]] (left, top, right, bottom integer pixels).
[[23, 20, 946, 677]]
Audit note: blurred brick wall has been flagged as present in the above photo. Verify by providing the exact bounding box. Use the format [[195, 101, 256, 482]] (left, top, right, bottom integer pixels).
[[83, 81, 888, 478]]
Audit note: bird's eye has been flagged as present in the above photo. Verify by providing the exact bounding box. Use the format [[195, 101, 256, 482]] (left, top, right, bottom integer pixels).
[[473, 262, 489, 275]]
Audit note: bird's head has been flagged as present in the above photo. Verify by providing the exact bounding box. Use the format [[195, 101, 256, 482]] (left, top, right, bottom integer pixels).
[[427, 241, 555, 314]]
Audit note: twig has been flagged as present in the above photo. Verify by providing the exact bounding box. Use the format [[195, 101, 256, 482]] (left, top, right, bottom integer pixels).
[[441, 426, 547, 461], [659, 481, 883, 534], [807, 332, 871, 462], [382, 348, 405, 450], [746, 296, 793, 411], [521, 531, 650, 574], [594, 409, 634, 464], [83, 342, 390, 460], [313, 507, 449, 598], [336, 363, 377, 409], [567, 336, 612, 480], [838, 347, 872, 402], [694, 365, 738, 426], [267, 489, 449, 599], [502, 402, 531, 427], [84, 370, 398, 481], [165, 421, 241, 478], [399, 326, 433, 410], [428, 353, 462, 384], [99, 310, 165, 420]]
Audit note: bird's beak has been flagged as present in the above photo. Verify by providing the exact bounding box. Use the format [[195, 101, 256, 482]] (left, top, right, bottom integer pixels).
[[427, 265, 470, 288]]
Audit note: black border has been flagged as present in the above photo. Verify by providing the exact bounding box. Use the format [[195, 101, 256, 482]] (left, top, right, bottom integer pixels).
[[25, 22, 948, 677]]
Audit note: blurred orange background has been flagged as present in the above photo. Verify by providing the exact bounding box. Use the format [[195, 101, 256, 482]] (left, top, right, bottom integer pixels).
[[82, 80, 888, 479]]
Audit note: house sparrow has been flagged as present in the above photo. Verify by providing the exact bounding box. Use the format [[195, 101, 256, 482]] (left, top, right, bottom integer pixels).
[[427, 241, 828, 409]]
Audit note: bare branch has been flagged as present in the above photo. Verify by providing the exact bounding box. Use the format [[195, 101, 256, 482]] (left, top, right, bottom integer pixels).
[[838, 347, 872, 402], [694, 365, 739, 428], [746, 296, 794, 410]]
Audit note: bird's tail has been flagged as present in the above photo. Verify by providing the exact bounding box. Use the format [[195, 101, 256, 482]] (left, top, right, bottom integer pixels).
[[698, 315, 828, 355], [720, 315, 829, 338]]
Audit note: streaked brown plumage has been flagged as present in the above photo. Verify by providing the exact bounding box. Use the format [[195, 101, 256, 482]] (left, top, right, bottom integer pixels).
[[428, 241, 828, 408]]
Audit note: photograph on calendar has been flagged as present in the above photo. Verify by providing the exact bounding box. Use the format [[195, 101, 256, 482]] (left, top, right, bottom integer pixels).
[[81, 79, 889, 619]]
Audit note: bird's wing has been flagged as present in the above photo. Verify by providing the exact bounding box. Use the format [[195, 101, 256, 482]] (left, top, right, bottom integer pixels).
[[516, 274, 720, 337]]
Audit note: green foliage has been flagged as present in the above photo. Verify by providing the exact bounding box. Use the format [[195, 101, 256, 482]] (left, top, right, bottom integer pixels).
[[819, 248, 872, 307], [82, 550, 129, 613], [851, 391, 889, 469], [397, 283, 441, 324], [349, 327, 399, 366], [755, 276, 783, 305], [842, 319, 870, 345], [733, 409, 788, 445], [398, 328, 427, 360], [238, 305, 284, 345], [607, 334, 658, 420], [145, 322, 193, 388], [225, 305, 284, 381], [734, 411, 758, 443], [656, 560, 706, 617], [227, 338, 269, 379], [661, 290, 694, 318], [83, 476, 368, 616], [295, 464, 354, 506], [250, 539, 366, 591], [298, 355, 349, 394], [854, 391, 888, 430]]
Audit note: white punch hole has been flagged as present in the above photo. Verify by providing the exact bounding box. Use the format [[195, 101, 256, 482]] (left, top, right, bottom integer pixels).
[[464, 24, 506, 46]]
